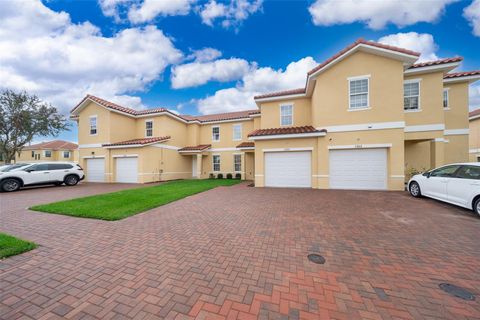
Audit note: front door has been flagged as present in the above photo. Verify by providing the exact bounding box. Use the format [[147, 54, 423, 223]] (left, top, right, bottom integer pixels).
[[423, 165, 461, 200]]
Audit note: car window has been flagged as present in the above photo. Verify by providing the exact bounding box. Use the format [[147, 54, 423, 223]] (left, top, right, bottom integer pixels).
[[455, 166, 480, 180], [2, 164, 29, 172], [29, 164, 49, 171], [430, 165, 461, 178], [48, 164, 72, 170]]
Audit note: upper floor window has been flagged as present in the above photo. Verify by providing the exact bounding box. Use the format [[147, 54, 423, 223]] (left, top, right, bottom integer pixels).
[[89, 116, 97, 135], [280, 104, 293, 126], [404, 81, 420, 111], [44, 150, 52, 158], [145, 120, 153, 137], [443, 88, 449, 109], [349, 77, 369, 110], [233, 124, 242, 141], [213, 155, 220, 172], [63, 151, 70, 158], [31, 151, 35, 158], [212, 126, 220, 142]]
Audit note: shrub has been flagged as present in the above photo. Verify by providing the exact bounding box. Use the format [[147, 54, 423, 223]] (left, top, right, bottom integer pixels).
[[209, 173, 215, 179], [235, 173, 241, 179], [226, 173, 233, 179], [217, 173, 223, 179]]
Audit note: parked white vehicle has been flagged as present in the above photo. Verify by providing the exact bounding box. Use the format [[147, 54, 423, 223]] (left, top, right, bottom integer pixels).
[[0, 162, 84, 192], [408, 163, 480, 216]]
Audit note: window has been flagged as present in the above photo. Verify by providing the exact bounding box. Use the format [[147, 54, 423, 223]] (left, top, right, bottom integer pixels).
[[443, 89, 449, 109], [29, 163, 49, 171], [404, 81, 420, 110], [48, 164, 73, 170], [233, 124, 242, 141], [212, 155, 220, 172], [212, 126, 220, 142], [349, 78, 369, 109], [90, 116, 97, 135], [455, 166, 480, 180], [280, 104, 293, 126], [44, 150, 52, 158], [430, 165, 461, 178], [63, 151, 70, 158], [145, 120, 153, 137], [31, 151, 35, 158], [234, 154, 241, 172]]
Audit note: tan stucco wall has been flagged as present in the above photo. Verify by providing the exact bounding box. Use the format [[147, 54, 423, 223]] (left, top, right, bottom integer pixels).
[[78, 102, 111, 145], [445, 135, 469, 164], [17, 149, 76, 162], [198, 120, 254, 148], [259, 98, 312, 129], [405, 140, 431, 179], [445, 82, 469, 130]]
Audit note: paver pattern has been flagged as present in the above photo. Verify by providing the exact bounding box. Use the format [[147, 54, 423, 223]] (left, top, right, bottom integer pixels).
[[1, 182, 479, 319]]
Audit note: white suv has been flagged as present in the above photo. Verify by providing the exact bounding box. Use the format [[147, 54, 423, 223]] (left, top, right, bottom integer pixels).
[[0, 162, 85, 192], [408, 163, 480, 216]]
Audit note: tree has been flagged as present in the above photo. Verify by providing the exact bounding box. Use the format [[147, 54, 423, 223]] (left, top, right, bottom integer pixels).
[[0, 90, 69, 163]]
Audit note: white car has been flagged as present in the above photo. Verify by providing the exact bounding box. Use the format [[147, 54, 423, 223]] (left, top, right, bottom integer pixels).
[[408, 163, 480, 216], [0, 162, 84, 192]]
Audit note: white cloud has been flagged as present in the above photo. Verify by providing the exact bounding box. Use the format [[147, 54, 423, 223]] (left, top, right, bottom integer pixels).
[[128, 0, 195, 23], [378, 32, 439, 62], [98, 0, 130, 22], [199, 0, 262, 30], [308, 0, 456, 30], [196, 57, 317, 114], [187, 47, 222, 62], [0, 0, 183, 113], [464, 0, 480, 36], [171, 58, 253, 89]]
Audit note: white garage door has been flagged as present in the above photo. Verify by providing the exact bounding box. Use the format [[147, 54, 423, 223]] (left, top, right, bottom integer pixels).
[[265, 151, 311, 188], [329, 148, 387, 190], [116, 157, 138, 183], [86, 158, 105, 182]]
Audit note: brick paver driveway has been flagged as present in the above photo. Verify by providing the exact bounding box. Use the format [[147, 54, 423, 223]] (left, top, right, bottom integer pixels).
[[1, 183, 479, 319]]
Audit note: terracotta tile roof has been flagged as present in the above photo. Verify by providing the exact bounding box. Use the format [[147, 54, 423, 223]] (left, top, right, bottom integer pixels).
[[254, 88, 306, 100], [184, 110, 259, 122], [470, 109, 480, 119], [307, 38, 420, 76], [23, 140, 78, 150], [409, 57, 463, 69], [178, 144, 211, 152], [444, 70, 480, 79], [248, 126, 326, 137], [102, 136, 170, 147], [236, 142, 255, 148]]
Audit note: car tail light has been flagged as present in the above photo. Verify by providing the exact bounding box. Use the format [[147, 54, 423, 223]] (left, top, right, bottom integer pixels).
[[76, 164, 84, 170]]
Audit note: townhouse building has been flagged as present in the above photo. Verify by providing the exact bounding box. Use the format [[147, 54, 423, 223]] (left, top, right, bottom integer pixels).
[[71, 39, 479, 190], [16, 140, 78, 163]]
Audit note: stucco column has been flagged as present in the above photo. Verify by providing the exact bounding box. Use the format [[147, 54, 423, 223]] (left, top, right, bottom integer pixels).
[[240, 152, 245, 180], [430, 139, 445, 168], [196, 154, 202, 179]]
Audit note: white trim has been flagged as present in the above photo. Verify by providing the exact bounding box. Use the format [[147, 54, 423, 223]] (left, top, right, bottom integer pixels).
[[444, 75, 480, 84], [404, 62, 461, 75], [212, 125, 220, 142], [348, 107, 371, 112], [348, 76, 370, 110], [322, 121, 404, 133], [151, 144, 180, 150], [112, 154, 138, 158], [209, 147, 238, 152], [443, 88, 450, 109], [312, 174, 329, 178], [249, 132, 326, 141], [254, 93, 306, 103], [404, 109, 422, 113], [89, 115, 98, 136], [404, 124, 445, 132], [138, 171, 191, 175], [469, 148, 480, 154], [469, 115, 480, 121], [328, 143, 392, 150], [403, 79, 421, 111], [79, 143, 105, 149], [249, 113, 261, 118], [444, 128, 469, 135], [203, 118, 253, 124], [404, 78, 422, 84], [254, 174, 264, 177], [390, 175, 405, 178], [347, 74, 371, 81], [280, 103, 294, 126], [237, 147, 255, 150], [434, 138, 449, 143], [81, 155, 105, 159], [263, 147, 314, 152], [232, 123, 242, 141]]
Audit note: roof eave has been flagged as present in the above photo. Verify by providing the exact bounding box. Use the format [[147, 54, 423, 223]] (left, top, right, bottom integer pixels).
[[405, 61, 461, 75], [248, 132, 326, 140], [254, 92, 307, 104], [443, 75, 480, 84]]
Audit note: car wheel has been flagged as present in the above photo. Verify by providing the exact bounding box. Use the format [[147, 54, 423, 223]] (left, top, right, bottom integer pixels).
[[1, 179, 21, 192], [409, 181, 422, 197], [474, 198, 480, 216], [64, 175, 79, 186]]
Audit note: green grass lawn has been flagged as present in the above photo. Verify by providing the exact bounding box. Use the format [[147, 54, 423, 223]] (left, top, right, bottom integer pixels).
[[0, 233, 37, 259], [30, 179, 241, 221]]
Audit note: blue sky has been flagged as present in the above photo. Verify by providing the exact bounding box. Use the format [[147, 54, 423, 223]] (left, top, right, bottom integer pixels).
[[1, 0, 479, 142]]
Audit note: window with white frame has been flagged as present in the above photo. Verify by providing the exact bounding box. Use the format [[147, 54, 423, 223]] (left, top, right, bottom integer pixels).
[[404, 81, 420, 110], [89, 116, 97, 135], [145, 120, 153, 137], [234, 154, 241, 172], [213, 155, 220, 172], [349, 78, 369, 109], [443, 89, 449, 109], [63, 151, 70, 158], [212, 126, 220, 141], [280, 104, 293, 126], [44, 150, 52, 158], [31, 151, 35, 158], [233, 124, 242, 141]]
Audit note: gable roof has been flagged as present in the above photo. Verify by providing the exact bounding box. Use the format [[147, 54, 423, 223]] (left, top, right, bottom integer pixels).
[[470, 109, 480, 120], [22, 140, 78, 151], [443, 70, 480, 83], [178, 144, 211, 152], [71, 95, 258, 124], [409, 57, 463, 69]]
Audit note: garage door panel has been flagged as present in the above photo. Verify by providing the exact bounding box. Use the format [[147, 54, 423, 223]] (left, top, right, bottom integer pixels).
[[329, 149, 387, 190], [116, 157, 138, 183], [265, 151, 311, 188], [86, 158, 105, 182]]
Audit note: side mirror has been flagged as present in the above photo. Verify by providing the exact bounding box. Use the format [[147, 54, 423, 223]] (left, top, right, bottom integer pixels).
[[422, 172, 431, 178]]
